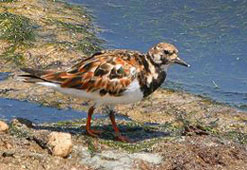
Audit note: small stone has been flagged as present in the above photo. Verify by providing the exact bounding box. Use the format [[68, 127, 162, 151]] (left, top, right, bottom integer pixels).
[[5, 143, 12, 149], [11, 118, 34, 128], [3, 141, 13, 149], [47, 132, 73, 158], [0, 120, 9, 133]]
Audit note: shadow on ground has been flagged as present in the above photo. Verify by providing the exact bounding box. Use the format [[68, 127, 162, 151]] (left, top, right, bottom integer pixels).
[[35, 122, 170, 142]]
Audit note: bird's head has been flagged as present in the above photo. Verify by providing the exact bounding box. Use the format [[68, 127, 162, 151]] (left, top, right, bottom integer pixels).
[[148, 42, 190, 70]]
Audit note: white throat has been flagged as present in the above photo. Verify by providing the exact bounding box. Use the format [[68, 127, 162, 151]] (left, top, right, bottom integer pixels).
[[161, 64, 171, 72]]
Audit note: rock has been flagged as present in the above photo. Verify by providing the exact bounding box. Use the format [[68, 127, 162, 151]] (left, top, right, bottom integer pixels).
[[11, 118, 34, 128], [131, 153, 163, 164], [0, 120, 9, 133], [47, 132, 73, 158], [80, 148, 163, 170]]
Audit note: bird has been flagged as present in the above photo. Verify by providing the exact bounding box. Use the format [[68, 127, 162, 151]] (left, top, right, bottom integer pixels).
[[19, 42, 190, 142]]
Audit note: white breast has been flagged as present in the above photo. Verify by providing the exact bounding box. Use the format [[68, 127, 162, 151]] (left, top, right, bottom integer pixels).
[[37, 79, 143, 105]]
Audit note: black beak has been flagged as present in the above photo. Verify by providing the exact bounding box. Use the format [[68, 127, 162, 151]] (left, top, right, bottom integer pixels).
[[174, 57, 190, 67]]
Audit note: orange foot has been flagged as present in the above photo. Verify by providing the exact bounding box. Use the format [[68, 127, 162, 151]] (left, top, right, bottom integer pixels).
[[116, 135, 133, 143], [86, 129, 104, 137]]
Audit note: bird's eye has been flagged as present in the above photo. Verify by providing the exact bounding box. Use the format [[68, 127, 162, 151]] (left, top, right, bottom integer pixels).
[[164, 50, 170, 55]]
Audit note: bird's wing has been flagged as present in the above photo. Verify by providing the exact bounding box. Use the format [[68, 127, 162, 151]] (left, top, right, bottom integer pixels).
[[41, 50, 144, 96]]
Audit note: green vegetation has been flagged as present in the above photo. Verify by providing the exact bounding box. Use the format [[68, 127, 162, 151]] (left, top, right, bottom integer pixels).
[[0, 12, 35, 64], [0, 0, 16, 2], [0, 12, 34, 43], [8, 122, 30, 138], [0, 45, 24, 65], [100, 138, 162, 153], [75, 37, 103, 56], [224, 131, 247, 145], [52, 19, 103, 55]]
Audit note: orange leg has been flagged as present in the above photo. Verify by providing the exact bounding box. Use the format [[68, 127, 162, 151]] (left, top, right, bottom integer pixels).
[[86, 106, 102, 137], [109, 111, 132, 142]]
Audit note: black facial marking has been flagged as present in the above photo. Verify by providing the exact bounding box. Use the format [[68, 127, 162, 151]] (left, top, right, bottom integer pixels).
[[164, 50, 170, 55]]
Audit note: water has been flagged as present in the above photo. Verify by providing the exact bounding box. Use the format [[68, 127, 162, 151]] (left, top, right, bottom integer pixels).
[[70, 0, 247, 108], [0, 98, 87, 123], [0, 72, 10, 80]]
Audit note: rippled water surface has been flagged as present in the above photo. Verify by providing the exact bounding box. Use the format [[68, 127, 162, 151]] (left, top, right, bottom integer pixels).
[[0, 98, 86, 122], [70, 0, 247, 108]]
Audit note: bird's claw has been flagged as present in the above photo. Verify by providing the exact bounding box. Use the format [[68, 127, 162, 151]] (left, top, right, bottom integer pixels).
[[86, 129, 104, 137]]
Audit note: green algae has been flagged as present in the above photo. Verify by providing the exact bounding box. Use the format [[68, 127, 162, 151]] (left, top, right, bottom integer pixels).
[[0, 0, 16, 2], [55, 119, 85, 127], [85, 137, 98, 155], [8, 123, 30, 138], [0, 12, 35, 65], [0, 45, 24, 65], [0, 12, 34, 43], [54, 19, 102, 55], [75, 38, 103, 56], [99, 138, 163, 153], [224, 131, 247, 145]]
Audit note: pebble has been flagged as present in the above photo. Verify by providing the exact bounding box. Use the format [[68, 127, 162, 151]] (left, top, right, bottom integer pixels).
[[0, 120, 9, 133], [47, 132, 73, 158]]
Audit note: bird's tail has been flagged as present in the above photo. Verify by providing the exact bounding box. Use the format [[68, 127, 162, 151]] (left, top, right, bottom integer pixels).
[[18, 68, 52, 83]]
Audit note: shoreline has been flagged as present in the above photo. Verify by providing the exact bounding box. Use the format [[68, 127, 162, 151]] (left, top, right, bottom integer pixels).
[[0, 0, 247, 169]]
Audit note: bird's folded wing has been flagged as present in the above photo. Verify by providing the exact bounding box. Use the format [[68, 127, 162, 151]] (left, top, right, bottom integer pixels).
[[41, 50, 142, 96]]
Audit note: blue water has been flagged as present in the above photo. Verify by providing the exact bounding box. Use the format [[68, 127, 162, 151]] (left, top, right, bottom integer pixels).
[[0, 98, 87, 122], [69, 0, 247, 108]]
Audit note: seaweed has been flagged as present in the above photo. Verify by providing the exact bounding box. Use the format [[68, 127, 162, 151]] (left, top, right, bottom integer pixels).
[[0, 12, 35, 64], [0, 12, 34, 43]]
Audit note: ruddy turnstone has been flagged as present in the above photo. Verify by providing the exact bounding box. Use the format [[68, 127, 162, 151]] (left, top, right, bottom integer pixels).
[[19, 42, 190, 142]]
